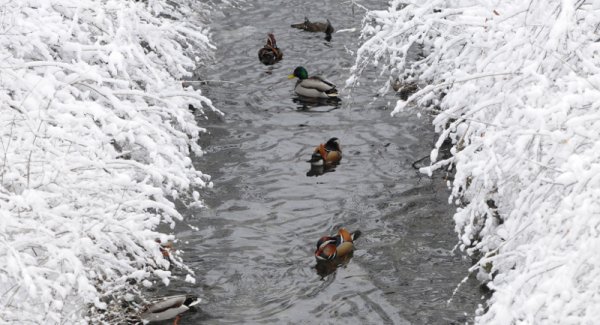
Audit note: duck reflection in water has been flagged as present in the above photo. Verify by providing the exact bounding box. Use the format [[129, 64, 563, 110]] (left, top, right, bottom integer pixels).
[[315, 251, 354, 278], [306, 163, 336, 177], [314, 228, 361, 278], [306, 137, 342, 177], [293, 96, 340, 112]]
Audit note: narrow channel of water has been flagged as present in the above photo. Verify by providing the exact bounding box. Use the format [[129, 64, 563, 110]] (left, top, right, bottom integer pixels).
[[156, 0, 484, 324]]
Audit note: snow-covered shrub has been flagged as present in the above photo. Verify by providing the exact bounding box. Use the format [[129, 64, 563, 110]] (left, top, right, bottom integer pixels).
[[0, 0, 217, 323], [351, 0, 600, 323]]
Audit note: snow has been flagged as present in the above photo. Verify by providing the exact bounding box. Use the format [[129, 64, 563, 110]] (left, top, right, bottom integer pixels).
[[351, 0, 600, 323], [0, 0, 217, 323]]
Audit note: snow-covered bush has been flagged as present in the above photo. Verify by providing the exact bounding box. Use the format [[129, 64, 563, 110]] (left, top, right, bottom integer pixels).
[[351, 0, 600, 323], [0, 0, 217, 323]]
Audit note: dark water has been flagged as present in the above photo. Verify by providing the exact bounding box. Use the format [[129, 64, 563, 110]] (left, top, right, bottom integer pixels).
[[157, 0, 484, 324]]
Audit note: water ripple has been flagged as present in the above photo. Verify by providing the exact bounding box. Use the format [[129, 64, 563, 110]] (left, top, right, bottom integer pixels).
[[155, 0, 485, 324]]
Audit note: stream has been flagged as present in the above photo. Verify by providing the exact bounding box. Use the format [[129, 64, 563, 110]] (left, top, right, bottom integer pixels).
[[156, 0, 484, 323]]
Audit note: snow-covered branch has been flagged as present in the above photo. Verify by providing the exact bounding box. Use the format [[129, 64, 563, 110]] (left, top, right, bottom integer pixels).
[[352, 0, 600, 323], [0, 0, 216, 323]]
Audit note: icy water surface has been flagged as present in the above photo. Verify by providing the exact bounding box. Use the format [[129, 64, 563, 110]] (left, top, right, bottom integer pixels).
[[156, 0, 484, 324]]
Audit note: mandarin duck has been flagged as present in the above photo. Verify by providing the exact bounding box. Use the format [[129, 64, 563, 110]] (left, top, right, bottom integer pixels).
[[258, 33, 283, 65], [140, 295, 200, 325], [155, 238, 175, 265], [288, 66, 339, 99], [315, 228, 361, 261], [315, 251, 354, 278], [308, 137, 342, 167]]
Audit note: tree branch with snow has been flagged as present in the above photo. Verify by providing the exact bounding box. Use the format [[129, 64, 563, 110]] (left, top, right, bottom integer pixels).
[[351, 0, 600, 323], [0, 0, 217, 323]]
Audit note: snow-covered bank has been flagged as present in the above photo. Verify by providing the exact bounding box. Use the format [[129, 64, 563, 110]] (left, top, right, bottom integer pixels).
[[0, 1, 216, 323], [351, 0, 600, 323]]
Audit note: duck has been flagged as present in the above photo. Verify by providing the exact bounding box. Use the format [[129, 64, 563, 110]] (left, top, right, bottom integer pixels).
[[258, 33, 283, 65], [291, 17, 334, 35], [155, 239, 173, 258], [314, 250, 353, 278], [315, 228, 362, 261], [391, 78, 419, 101], [308, 137, 342, 166], [140, 295, 200, 325], [288, 66, 338, 99]]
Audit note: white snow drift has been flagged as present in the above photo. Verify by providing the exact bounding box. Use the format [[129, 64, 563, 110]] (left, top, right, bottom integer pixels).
[[352, 0, 600, 323], [0, 0, 216, 323]]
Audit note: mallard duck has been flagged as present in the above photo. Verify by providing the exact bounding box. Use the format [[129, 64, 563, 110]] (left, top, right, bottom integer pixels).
[[258, 33, 283, 65], [315, 228, 362, 261], [288, 67, 338, 99], [308, 137, 342, 166], [140, 295, 200, 324], [291, 17, 334, 35], [391, 78, 419, 100]]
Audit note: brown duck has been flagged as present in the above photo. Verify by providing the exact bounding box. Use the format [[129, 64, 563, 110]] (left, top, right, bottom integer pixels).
[[315, 228, 361, 261], [308, 137, 342, 166], [258, 33, 283, 65], [291, 17, 334, 35]]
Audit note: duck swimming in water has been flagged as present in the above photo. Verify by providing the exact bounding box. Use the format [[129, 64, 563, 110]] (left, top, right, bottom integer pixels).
[[140, 295, 200, 324], [258, 33, 283, 65], [308, 137, 342, 167], [291, 17, 334, 35], [288, 66, 338, 99], [315, 228, 361, 261]]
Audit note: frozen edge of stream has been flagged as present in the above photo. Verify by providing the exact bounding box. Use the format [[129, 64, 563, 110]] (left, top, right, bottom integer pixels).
[[351, 1, 600, 324], [0, 1, 217, 323]]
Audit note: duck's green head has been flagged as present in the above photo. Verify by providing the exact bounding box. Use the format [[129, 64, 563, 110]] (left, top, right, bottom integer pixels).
[[288, 66, 308, 80]]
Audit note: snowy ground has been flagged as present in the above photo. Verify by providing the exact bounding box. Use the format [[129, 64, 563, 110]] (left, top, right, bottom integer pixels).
[[0, 1, 216, 323], [351, 0, 600, 323]]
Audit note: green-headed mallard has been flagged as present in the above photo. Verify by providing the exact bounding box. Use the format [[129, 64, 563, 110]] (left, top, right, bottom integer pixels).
[[258, 33, 283, 65], [308, 137, 342, 166], [140, 295, 200, 324], [315, 228, 361, 261], [291, 17, 334, 35], [288, 67, 338, 99]]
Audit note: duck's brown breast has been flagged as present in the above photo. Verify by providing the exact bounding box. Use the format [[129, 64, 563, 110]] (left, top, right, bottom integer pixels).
[[336, 242, 354, 257], [325, 150, 341, 163]]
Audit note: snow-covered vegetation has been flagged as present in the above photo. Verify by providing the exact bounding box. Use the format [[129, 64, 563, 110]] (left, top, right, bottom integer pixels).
[[0, 0, 216, 323], [352, 0, 600, 323]]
